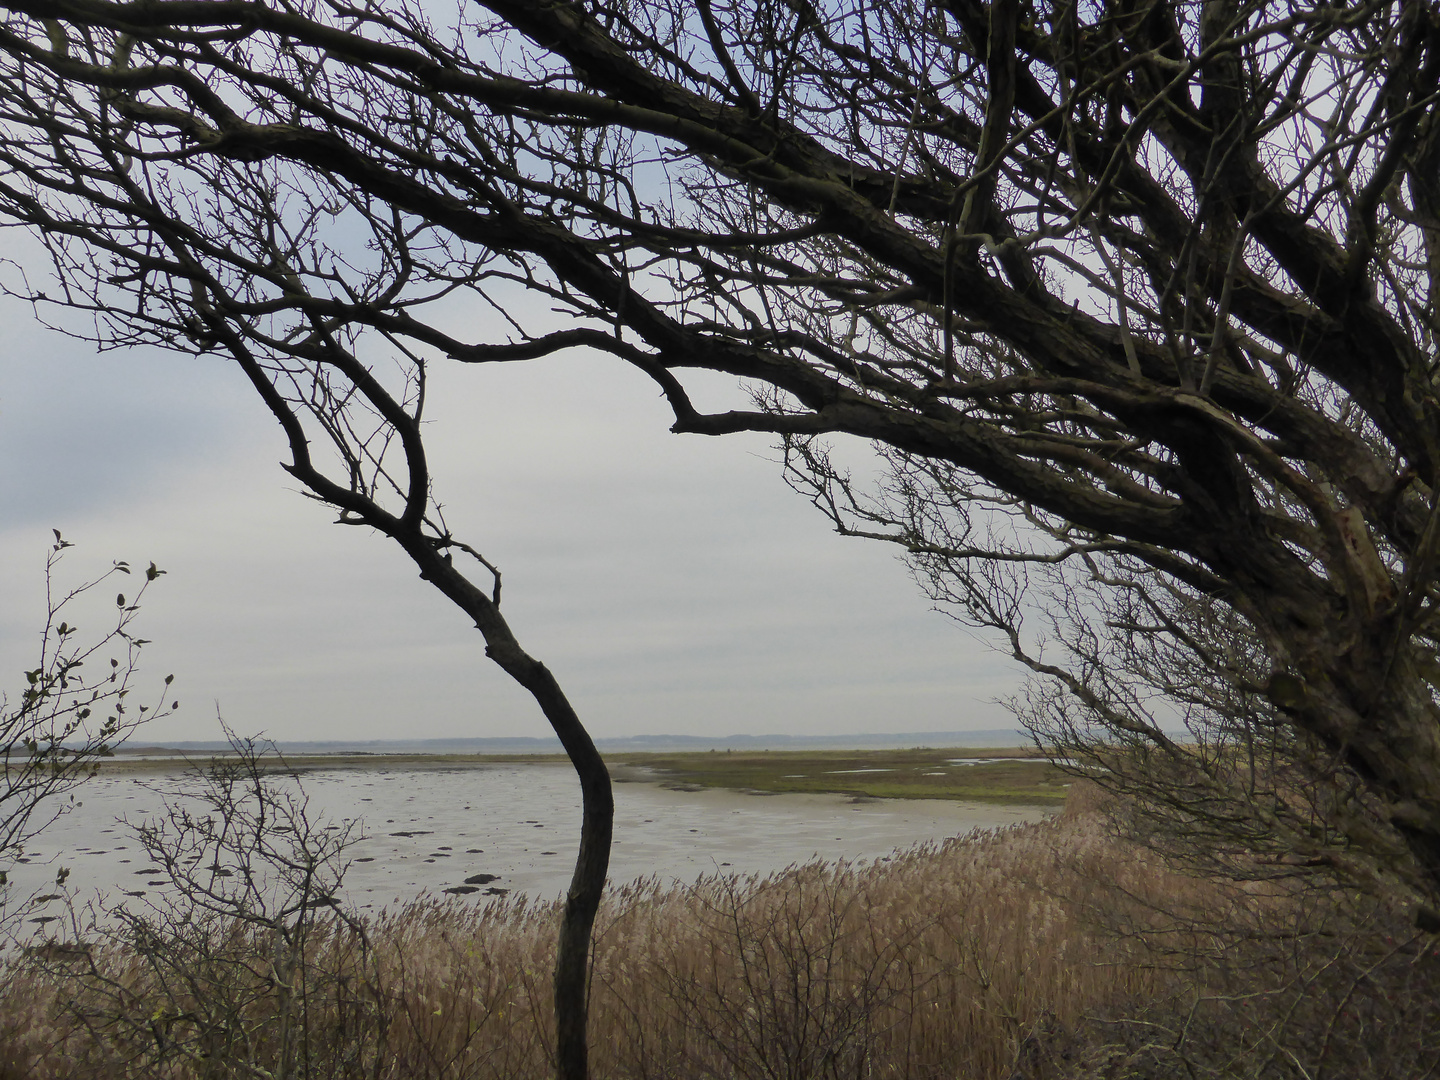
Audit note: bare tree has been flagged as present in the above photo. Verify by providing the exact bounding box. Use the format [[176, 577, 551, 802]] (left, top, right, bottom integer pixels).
[[1, 0, 1439, 1039], [2, 531, 176, 876]]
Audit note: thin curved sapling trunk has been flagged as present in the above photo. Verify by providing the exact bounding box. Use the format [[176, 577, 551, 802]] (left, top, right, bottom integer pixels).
[[219, 322, 613, 1080]]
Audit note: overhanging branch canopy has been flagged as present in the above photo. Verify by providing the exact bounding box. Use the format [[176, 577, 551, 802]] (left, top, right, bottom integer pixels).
[[3, 0, 1440, 895]]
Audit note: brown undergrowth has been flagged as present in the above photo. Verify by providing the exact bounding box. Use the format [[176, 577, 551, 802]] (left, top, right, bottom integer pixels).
[[0, 786, 1433, 1079]]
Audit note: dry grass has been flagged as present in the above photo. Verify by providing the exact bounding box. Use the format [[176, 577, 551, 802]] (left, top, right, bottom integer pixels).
[[1, 785, 1433, 1079]]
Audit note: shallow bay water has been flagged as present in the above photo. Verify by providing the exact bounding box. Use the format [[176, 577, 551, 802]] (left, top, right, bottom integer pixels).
[[4, 761, 1048, 922]]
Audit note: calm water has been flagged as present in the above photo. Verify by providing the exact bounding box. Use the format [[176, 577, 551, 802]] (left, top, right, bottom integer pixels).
[[3, 762, 1047, 922]]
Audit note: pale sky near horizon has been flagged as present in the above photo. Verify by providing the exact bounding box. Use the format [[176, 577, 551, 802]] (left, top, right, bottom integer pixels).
[[0, 273, 1024, 746]]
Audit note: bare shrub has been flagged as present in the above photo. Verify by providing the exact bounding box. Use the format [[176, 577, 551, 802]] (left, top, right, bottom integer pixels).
[[2, 533, 176, 893], [18, 736, 385, 1080]]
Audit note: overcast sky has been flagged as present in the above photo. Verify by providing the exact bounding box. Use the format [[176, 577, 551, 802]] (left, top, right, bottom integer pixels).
[[0, 277, 1024, 745]]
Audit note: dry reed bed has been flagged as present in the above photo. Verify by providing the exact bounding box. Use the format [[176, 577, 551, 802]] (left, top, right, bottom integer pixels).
[[0, 797, 1213, 1080]]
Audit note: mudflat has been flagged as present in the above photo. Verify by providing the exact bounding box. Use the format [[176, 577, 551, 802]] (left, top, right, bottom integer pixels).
[[6, 760, 1051, 913]]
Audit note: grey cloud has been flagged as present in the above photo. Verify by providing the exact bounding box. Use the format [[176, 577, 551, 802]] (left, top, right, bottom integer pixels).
[[1, 313, 1021, 743]]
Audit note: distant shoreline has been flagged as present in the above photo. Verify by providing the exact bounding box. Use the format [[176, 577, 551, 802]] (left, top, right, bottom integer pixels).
[[77, 745, 1065, 805], [86, 751, 572, 774], [103, 728, 1036, 757]]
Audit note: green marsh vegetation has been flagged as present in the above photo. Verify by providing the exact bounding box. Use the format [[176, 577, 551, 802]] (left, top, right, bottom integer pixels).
[[612, 747, 1070, 805]]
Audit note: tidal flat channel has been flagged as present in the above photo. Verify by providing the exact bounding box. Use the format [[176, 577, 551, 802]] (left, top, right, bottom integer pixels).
[[4, 759, 1050, 926]]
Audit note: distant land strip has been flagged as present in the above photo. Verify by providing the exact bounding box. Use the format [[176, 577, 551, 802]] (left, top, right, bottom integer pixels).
[[109, 729, 1034, 756], [89, 742, 1068, 806]]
